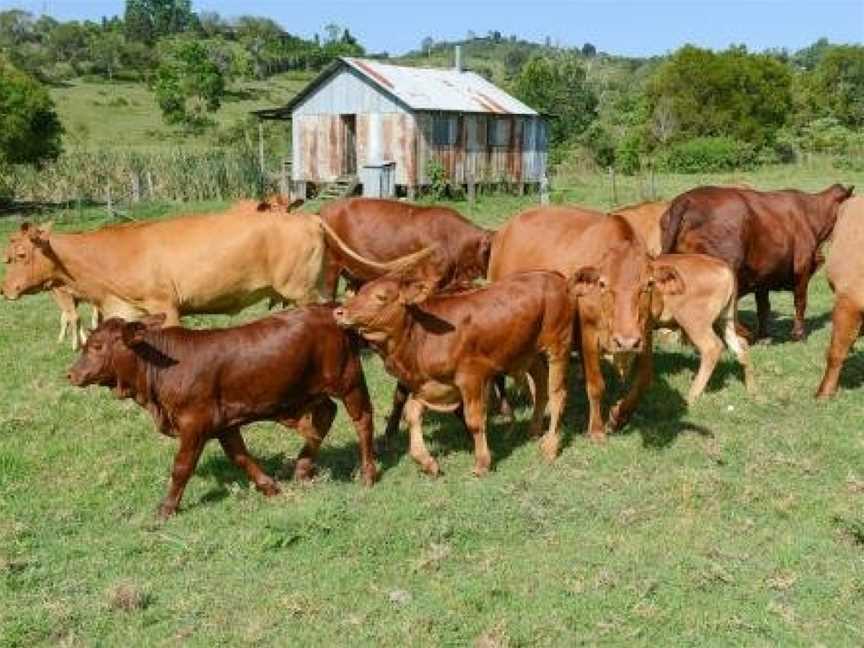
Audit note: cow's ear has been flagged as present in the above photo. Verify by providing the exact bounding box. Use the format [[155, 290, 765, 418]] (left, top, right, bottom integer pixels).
[[571, 266, 602, 296], [845, 185, 855, 199], [399, 278, 437, 305], [140, 313, 167, 329], [652, 264, 685, 295], [256, 201, 271, 212], [121, 321, 148, 348]]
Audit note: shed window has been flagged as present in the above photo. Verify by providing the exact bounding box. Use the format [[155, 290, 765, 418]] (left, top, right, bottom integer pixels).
[[488, 118, 511, 147], [432, 116, 455, 146]]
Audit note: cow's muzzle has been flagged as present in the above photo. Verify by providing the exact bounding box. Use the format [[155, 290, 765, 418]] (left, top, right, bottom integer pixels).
[[332, 307, 352, 328]]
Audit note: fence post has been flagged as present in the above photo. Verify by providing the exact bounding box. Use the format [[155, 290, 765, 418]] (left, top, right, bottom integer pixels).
[[258, 121, 266, 193], [146, 171, 154, 200], [467, 172, 476, 205], [650, 162, 656, 200], [131, 172, 140, 204], [106, 178, 114, 217], [608, 167, 618, 207], [540, 174, 550, 205]]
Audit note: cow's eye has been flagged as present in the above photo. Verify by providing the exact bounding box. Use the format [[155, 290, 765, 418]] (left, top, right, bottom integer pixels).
[[375, 293, 389, 303], [598, 279, 608, 290], [90, 343, 103, 352], [15, 250, 26, 259]]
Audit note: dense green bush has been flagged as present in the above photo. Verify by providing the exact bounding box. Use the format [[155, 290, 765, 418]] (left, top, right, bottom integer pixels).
[[614, 133, 644, 175], [657, 137, 757, 174], [0, 56, 63, 165]]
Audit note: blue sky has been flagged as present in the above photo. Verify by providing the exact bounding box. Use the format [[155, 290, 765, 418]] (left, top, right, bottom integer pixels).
[[3, 0, 862, 56]]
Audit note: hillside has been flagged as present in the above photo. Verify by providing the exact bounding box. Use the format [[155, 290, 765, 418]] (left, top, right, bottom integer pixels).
[[50, 71, 314, 149]]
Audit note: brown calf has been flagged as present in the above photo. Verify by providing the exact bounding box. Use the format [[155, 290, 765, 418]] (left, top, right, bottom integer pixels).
[[67, 306, 377, 518], [613, 201, 755, 402], [489, 206, 685, 440], [333, 262, 574, 475], [817, 196, 864, 398]]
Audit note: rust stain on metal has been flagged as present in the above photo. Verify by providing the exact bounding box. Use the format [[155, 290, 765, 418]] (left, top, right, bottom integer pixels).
[[352, 59, 395, 89], [475, 92, 508, 114]]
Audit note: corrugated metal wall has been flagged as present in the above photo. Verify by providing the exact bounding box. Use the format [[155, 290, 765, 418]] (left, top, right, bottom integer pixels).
[[415, 114, 547, 185]]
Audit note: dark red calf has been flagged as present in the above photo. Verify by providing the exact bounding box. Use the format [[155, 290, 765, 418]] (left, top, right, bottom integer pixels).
[[68, 306, 377, 518]]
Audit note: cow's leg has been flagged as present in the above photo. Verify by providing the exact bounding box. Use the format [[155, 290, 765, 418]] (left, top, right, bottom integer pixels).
[[290, 398, 337, 482], [341, 384, 379, 486], [91, 306, 102, 330], [678, 312, 723, 404], [384, 383, 408, 444], [754, 289, 771, 341], [459, 378, 492, 476], [493, 374, 515, 421], [540, 351, 569, 462], [57, 310, 70, 345], [526, 357, 549, 439], [722, 315, 755, 395], [404, 397, 439, 476], [218, 427, 280, 496], [322, 258, 343, 301], [816, 294, 862, 399], [581, 330, 606, 442], [609, 327, 654, 432], [791, 271, 811, 341], [159, 432, 206, 518]]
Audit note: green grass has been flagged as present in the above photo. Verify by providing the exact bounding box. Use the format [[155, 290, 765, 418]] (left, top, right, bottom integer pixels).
[[51, 72, 311, 149], [3, 162, 864, 645]]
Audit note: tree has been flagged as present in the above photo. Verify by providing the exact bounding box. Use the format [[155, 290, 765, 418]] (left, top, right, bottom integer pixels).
[[581, 42, 596, 57], [646, 45, 792, 146], [154, 40, 225, 128], [513, 54, 598, 145], [421, 36, 434, 55], [0, 56, 62, 165], [793, 37, 831, 70], [807, 45, 864, 128], [124, 0, 195, 43]]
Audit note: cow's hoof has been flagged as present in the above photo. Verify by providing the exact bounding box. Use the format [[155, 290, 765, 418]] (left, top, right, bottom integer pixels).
[[361, 465, 379, 486], [539, 435, 559, 462], [791, 328, 806, 342], [588, 430, 607, 444], [257, 479, 281, 497], [472, 463, 491, 477], [156, 504, 176, 520], [293, 460, 316, 482], [815, 388, 835, 400], [420, 458, 440, 477], [527, 423, 544, 439]]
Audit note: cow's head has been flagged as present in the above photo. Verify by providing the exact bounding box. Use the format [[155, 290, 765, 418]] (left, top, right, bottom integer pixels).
[[333, 247, 441, 343], [67, 315, 166, 392], [451, 230, 494, 286], [571, 242, 685, 353], [2, 223, 57, 300], [816, 184, 855, 242]]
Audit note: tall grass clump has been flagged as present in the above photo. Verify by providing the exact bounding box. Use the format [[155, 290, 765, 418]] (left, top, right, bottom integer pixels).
[[8, 147, 266, 205]]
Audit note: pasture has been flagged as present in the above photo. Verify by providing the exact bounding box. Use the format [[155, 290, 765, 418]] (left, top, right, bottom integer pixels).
[[2, 162, 864, 645]]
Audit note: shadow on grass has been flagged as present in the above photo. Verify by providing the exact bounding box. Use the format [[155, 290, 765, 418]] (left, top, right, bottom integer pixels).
[[837, 346, 864, 392], [738, 307, 832, 344], [0, 199, 105, 218]]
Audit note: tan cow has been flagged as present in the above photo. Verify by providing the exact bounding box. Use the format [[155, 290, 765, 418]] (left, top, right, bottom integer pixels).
[[1, 200, 411, 326], [613, 201, 755, 403], [816, 196, 864, 398]]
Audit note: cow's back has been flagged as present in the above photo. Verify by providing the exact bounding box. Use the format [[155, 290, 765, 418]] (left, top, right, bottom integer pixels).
[[488, 206, 605, 280], [613, 201, 668, 256], [827, 196, 864, 305], [80, 209, 326, 312]]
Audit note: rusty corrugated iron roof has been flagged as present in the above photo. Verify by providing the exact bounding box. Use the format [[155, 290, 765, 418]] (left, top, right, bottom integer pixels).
[[255, 57, 539, 119], [341, 58, 538, 115]]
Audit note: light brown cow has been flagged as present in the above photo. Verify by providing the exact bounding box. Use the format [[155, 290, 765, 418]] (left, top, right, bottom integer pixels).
[[816, 195, 864, 398], [613, 201, 755, 403], [489, 206, 685, 440], [1, 201, 410, 326]]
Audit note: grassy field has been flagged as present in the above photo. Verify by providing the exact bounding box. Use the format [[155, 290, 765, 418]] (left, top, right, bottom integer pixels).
[[2, 162, 864, 645], [51, 72, 312, 149]]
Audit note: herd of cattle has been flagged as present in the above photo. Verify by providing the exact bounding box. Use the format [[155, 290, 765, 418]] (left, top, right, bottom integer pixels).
[[1, 184, 859, 518]]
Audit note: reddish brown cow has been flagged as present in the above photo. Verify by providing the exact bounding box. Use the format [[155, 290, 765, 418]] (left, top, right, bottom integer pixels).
[[816, 196, 864, 398], [319, 198, 494, 297], [333, 262, 575, 475], [661, 184, 854, 341], [67, 306, 377, 518], [489, 207, 685, 440]]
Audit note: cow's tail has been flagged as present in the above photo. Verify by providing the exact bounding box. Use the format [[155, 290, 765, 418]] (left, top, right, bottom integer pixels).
[[660, 198, 689, 254], [316, 217, 439, 277]]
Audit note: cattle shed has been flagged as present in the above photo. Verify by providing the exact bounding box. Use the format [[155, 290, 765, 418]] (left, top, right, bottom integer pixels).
[[255, 53, 548, 199]]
